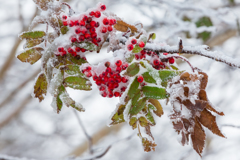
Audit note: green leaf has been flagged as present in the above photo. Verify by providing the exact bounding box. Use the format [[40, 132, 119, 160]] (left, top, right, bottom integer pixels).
[[146, 108, 156, 125], [129, 117, 138, 129], [17, 48, 43, 65], [142, 72, 156, 83], [151, 33, 156, 40], [124, 62, 140, 77], [20, 31, 46, 39], [148, 99, 164, 117], [148, 104, 156, 110], [126, 53, 135, 63], [132, 45, 143, 53], [195, 17, 213, 42], [68, 54, 88, 65], [139, 116, 148, 127], [127, 77, 140, 99], [61, 26, 69, 35], [142, 86, 167, 99], [129, 98, 147, 115], [34, 73, 48, 102], [170, 65, 179, 70], [131, 89, 141, 107], [65, 65, 84, 77], [64, 76, 92, 90], [159, 70, 180, 82], [25, 38, 44, 48], [56, 85, 65, 113], [110, 105, 126, 125], [74, 42, 97, 51]]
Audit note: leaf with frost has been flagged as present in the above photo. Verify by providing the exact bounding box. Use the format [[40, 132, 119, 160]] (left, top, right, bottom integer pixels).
[[127, 77, 140, 99], [129, 117, 137, 129], [139, 116, 148, 127], [34, 73, 48, 102], [64, 76, 92, 91], [146, 108, 156, 125], [131, 89, 141, 107], [25, 38, 44, 48], [68, 54, 88, 65], [148, 99, 163, 117], [110, 104, 126, 125], [64, 65, 84, 77], [195, 16, 213, 42], [124, 62, 140, 77], [142, 86, 167, 99], [56, 85, 64, 113], [132, 45, 143, 53], [141, 137, 157, 152], [74, 42, 97, 51], [59, 91, 84, 112], [129, 98, 147, 115], [142, 72, 156, 83], [17, 47, 43, 65], [114, 20, 138, 33], [19, 31, 46, 40], [58, 19, 69, 35], [159, 70, 181, 87]]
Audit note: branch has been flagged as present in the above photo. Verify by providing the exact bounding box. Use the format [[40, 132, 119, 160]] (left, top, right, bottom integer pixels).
[[221, 124, 240, 129], [144, 43, 240, 69]]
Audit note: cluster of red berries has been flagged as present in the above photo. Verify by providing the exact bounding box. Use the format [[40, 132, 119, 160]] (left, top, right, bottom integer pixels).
[[56, 3, 116, 57], [127, 38, 145, 51], [93, 60, 129, 98]]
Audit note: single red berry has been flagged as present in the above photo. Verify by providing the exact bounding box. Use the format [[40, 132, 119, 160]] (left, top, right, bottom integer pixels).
[[99, 86, 105, 91], [90, 21, 96, 27], [74, 20, 79, 26], [71, 37, 77, 43], [121, 87, 126, 92], [163, 52, 168, 55], [109, 71, 114, 77], [58, 47, 64, 52], [92, 38, 98, 44], [81, 48, 86, 52], [101, 92, 107, 97], [108, 83, 114, 89], [86, 24, 91, 29], [84, 33, 91, 39], [141, 50, 146, 55], [101, 27, 107, 33], [100, 4, 106, 11], [75, 47, 81, 52], [96, 80, 102, 86], [103, 18, 109, 25], [169, 58, 175, 64], [106, 67, 111, 73], [87, 17, 92, 23], [75, 28, 81, 34], [114, 92, 120, 97], [90, 27, 96, 33], [69, 21, 74, 27], [122, 63, 128, 70], [86, 66, 91, 71], [153, 59, 160, 66], [79, 35, 85, 41], [116, 67, 121, 72], [62, 15, 67, 20], [131, 39, 137, 45], [82, 15, 88, 21], [127, 44, 134, 51], [104, 76, 108, 82], [94, 11, 101, 18], [115, 60, 122, 66], [97, 38, 102, 42], [68, 48, 74, 53], [108, 26, 113, 32], [138, 41, 145, 48], [71, 51, 77, 57], [113, 83, 119, 88], [108, 92, 113, 98], [63, 21, 68, 26], [89, 11, 95, 16], [122, 77, 128, 83], [137, 75, 144, 83], [91, 33, 97, 39], [105, 62, 110, 68], [62, 50, 67, 56], [86, 72, 92, 77], [115, 77, 122, 83], [95, 22, 100, 28], [82, 57, 87, 60], [109, 19, 116, 25], [135, 54, 139, 60], [79, 20, 85, 26], [93, 75, 98, 81]]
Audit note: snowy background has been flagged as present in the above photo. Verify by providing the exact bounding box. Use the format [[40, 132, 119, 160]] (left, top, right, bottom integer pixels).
[[0, 0, 240, 159]]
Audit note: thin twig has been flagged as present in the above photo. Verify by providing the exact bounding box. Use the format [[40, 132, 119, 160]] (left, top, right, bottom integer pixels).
[[221, 124, 240, 129], [73, 110, 93, 154], [166, 55, 195, 72], [62, 2, 75, 15]]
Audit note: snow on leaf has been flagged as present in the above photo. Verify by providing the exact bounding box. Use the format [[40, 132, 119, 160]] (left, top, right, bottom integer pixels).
[[129, 98, 147, 115], [199, 109, 225, 138], [110, 104, 126, 125], [127, 77, 140, 99], [142, 86, 167, 99], [131, 89, 141, 107], [124, 62, 140, 77], [142, 72, 156, 84], [159, 70, 181, 83], [129, 117, 137, 129], [148, 99, 163, 117], [25, 38, 44, 48], [132, 45, 143, 53], [74, 42, 97, 51], [114, 20, 138, 33], [19, 31, 46, 40], [17, 48, 43, 65], [146, 108, 156, 125], [64, 76, 92, 91], [33, 73, 48, 102], [68, 55, 88, 65], [56, 85, 64, 113], [138, 116, 148, 127], [64, 65, 84, 77]]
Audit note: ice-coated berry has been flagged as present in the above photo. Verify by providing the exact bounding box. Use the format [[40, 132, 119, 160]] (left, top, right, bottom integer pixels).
[[103, 18, 109, 25], [75, 47, 81, 52], [79, 35, 85, 41], [122, 63, 128, 70], [138, 41, 145, 48], [163, 52, 168, 55], [153, 59, 160, 66], [90, 27, 96, 33], [62, 15, 67, 20], [115, 60, 122, 66], [131, 39, 137, 45], [95, 22, 100, 28], [71, 37, 77, 43], [91, 33, 97, 38], [84, 33, 91, 39], [58, 47, 64, 52], [75, 28, 81, 34], [127, 44, 134, 51], [105, 61, 110, 68], [137, 75, 144, 83], [108, 26, 113, 32], [109, 19, 116, 25], [101, 27, 107, 33], [63, 21, 68, 26], [79, 20, 85, 26], [89, 11, 95, 16], [169, 58, 175, 64], [100, 4, 106, 11], [68, 48, 74, 53], [95, 11, 101, 18]]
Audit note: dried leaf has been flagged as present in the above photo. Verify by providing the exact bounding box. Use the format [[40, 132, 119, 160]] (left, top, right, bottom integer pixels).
[[64, 76, 92, 90], [17, 48, 43, 65], [124, 62, 140, 77], [139, 116, 148, 127], [141, 137, 157, 152], [34, 73, 48, 102], [25, 38, 44, 48], [110, 104, 126, 125], [180, 72, 191, 81], [199, 109, 225, 137], [198, 89, 207, 101], [206, 103, 224, 116], [148, 99, 163, 117], [184, 87, 189, 97], [114, 20, 138, 33], [33, 0, 53, 10], [199, 72, 208, 89]]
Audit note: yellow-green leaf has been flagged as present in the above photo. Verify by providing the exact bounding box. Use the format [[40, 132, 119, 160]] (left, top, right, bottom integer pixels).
[[65, 65, 84, 77], [148, 99, 164, 117], [129, 117, 138, 129], [25, 38, 44, 48], [34, 73, 48, 102], [124, 62, 140, 77], [146, 108, 156, 125], [139, 116, 148, 127], [110, 105, 126, 125], [64, 76, 92, 90], [17, 48, 43, 65], [142, 72, 156, 83], [132, 45, 143, 53], [20, 31, 46, 39]]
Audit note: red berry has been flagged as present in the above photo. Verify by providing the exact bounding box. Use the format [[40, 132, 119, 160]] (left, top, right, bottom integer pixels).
[[147, 51, 151, 56], [109, 19, 116, 25], [101, 27, 107, 33], [75, 28, 81, 34], [97, 38, 102, 42], [90, 21, 96, 27], [69, 21, 74, 27], [122, 77, 128, 83], [82, 57, 87, 60], [137, 75, 144, 83], [90, 27, 96, 33], [138, 41, 145, 48], [108, 26, 113, 32], [96, 80, 102, 86], [71, 37, 77, 43], [86, 24, 91, 29], [75, 47, 81, 52], [92, 38, 98, 44], [105, 62, 110, 68], [99, 86, 105, 91], [62, 50, 67, 56], [113, 83, 119, 88], [93, 75, 98, 81], [79, 35, 85, 41], [122, 63, 128, 70], [94, 11, 101, 18], [131, 39, 137, 44], [68, 48, 74, 53], [115, 77, 122, 83], [86, 66, 91, 71], [89, 11, 95, 16], [91, 33, 97, 39], [79, 21, 85, 26], [62, 15, 67, 20], [63, 21, 68, 26], [74, 20, 79, 26], [153, 59, 160, 66], [86, 72, 92, 77], [82, 15, 88, 21], [135, 54, 139, 60], [141, 50, 146, 55], [163, 52, 168, 55], [58, 47, 64, 52], [100, 4, 106, 11], [95, 22, 100, 28], [106, 67, 111, 73], [71, 51, 77, 57], [81, 48, 86, 52], [81, 28, 87, 34], [127, 44, 134, 51], [169, 58, 175, 64], [84, 33, 91, 39], [121, 87, 126, 92], [87, 17, 92, 23], [116, 67, 121, 72], [108, 92, 113, 98], [101, 92, 107, 97], [104, 76, 108, 82], [154, 65, 161, 70], [103, 18, 109, 25], [114, 92, 120, 97], [115, 60, 122, 66]]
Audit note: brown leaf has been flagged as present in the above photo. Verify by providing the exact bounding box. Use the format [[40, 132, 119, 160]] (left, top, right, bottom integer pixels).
[[199, 72, 208, 89], [172, 121, 183, 134], [34, 73, 48, 102], [206, 103, 224, 116], [191, 118, 206, 157], [182, 99, 206, 115], [199, 109, 225, 138], [141, 137, 157, 152], [198, 89, 207, 101], [114, 20, 138, 33], [148, 99, 164, 117], [145, 125, 154, 140], [180, 72, 190, 81], [184, 87, 189, 97], [17, 48, 43, 65]]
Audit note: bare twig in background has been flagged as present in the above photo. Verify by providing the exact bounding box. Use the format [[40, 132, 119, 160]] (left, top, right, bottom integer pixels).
[[73, 110, 93, 154], [221, 124, 240, 129]]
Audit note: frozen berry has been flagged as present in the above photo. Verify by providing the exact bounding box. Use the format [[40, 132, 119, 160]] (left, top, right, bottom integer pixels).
[[105, 62, 110, 68], [81, 28, 87, 34], [131, 39, 137, 45], [100, 86, 105, 91], [86, 72, 92, 77], [71, 51, 77, 57], [97, 38, 102, 42], [122, 63, 128, 70], [89, 11, 95, 16], [101, 92, 107, 97], [127, 44, 134, 51], [141, 50, 146, 55], [109, 19, 116, 25], [87, 17, 92, 23], [135, 54, 139, 60], [63, 21, 68, 26], [81, 48, 86, 52], [137, 75, 144, 83], [62, 15, 67, 20], [100, 4, 106, 11], [62, 50, 67, 56], [103, 18, 109, 25], [71, 37, 77, 43], [101, 27, 107, 33], [106, 67, 111, 73], [169, 58, 175, 64], [90, 27, 96, 33], [58, 47, 64, 52], [122, 77, 128, 83], [115, 60, 122, 66], [91, 33, 97, 38], [138, 41, 145, 48], [153, 59, 160, 66], [95, 22, 100, 28], [75, 28, 81, 34], [163, 52, 168, 55], [92, 38, 98, 44], [74, 20, 79, 26], [116, 67, 121, 72], [68, 48, 74, 53], [82, 15, 88, 21], [93, 75, 98, 81], [114, 92, 120, 97], [108, 92, 113, 98], [69, 21, 74, 27], [75, 47, 81, 52], [86, 24, 91, 29], [79, 20, 85, 26], [84, 33, 91, 39], [90, 21, 96, 27], [95, 11, 101, 18], [79, 35, 85, 41]]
